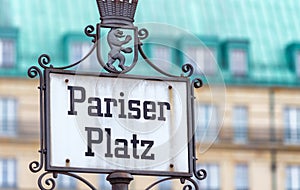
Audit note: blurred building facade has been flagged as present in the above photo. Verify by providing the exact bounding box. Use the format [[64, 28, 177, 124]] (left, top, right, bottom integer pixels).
[[0, 0, 300, 189]]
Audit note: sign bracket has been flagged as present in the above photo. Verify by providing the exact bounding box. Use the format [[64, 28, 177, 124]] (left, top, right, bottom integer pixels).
[[27, 0, 207, 189]]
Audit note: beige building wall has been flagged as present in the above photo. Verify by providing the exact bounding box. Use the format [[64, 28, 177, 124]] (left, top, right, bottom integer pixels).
[[194, 86, 300, 190], [0, 78, 299, 189]]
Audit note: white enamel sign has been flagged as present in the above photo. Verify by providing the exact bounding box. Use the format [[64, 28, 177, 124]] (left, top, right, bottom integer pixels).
[[46, 70, 192, 176]]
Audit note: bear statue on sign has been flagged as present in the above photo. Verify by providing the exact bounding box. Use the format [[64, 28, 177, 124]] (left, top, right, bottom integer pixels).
[[106, 28, 133, 71]]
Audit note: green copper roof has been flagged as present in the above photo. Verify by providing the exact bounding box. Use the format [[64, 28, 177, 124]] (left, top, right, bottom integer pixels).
[[137, 1, 300, 66], [4, 0, 98, 73], [0, 0, 300, 86]]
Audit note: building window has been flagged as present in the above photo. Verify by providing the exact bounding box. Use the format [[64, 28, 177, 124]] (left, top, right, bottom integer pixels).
[[69, 41, 96, 70], [235, 164, 249, 190], [56, 174, 76, 189], [295, 51, 300, 77], [0, 38, 15, 68], [185, 46, 217, 75], [151, 44, 172, 71], [222, 40, 249, 77], [286, 165, 300, 190], [0, 159, 17, 188], [230, 49, 248, 76], [0, 98, 17, 136], [195, 104, 218, 143], [284, 107, 300, 144], [285, 43, 300, 77], [197, 163, 220, 190], [233, 106, 248, 143], [99, 174, 110, 190]]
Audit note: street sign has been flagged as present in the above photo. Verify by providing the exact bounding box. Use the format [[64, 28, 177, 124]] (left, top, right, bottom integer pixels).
[[45, 69, 193, 176]]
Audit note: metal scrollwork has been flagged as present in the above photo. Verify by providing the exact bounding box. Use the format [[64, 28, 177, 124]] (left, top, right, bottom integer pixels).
[[36, 25, 97, 71], [33, 25, 201, 81], [29, 160, 43, 173], [181, 178, 200, 190], [138, 41, 200, 78], [183, 185, 193, 190], [38, 172, 56, 190], [27, 66, 42, 79], [192, 78, 203, 89], [138, 28, 149, 40], [182, 64, 194, 77], [59, 172, 97, 190], [28, 66, 45, 173], [194, 169, 207, 180], [29, 8, 207, 188], [145, 177, 172, 190], [85, 25, 97, 43], [38, 54, 52, 69], [138, 44, 183, 78], [145, 177, 200, 190], [37, 41, 96, 70], [189, 73, 205, 183], [58, 44, 96, 70], [38, 172, 97, 190]]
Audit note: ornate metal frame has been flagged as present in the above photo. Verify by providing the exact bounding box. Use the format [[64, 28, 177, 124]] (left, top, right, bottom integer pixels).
[[28, 1, 207, 189]]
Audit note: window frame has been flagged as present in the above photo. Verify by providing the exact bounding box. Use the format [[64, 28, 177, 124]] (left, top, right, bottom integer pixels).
[[195, 104, 219, 143], [0, 27, 18, 71], [143, 36, 178, 73], [286, 165, 300, 190], [99, 174, 110, 190], [222, 39, 250, 77], [149, 43, 174, 71], [63, 33, 96, 70], [295, 51, 300, 77], [56, 174, 77, 189], [286, 43, 300, 78], [183, 45, 218, 76], [232, 105, 248, 143], [235, 163, 249, 190], [158, 176, 173, 190], [197, 163, 220, 190], [0, 97, 18, 137], [0, 158, 17, 188], [180, 36, 220, 77], [284, 107, 300, 144], [0, 39, 16, 68]]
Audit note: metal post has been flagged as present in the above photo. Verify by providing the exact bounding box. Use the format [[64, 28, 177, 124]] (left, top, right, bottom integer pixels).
[[107, 172, 133, 190]]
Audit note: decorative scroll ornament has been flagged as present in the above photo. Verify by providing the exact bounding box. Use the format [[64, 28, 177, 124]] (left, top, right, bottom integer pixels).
[[145, 177, 201, 190], [27, 66, 45, 174], [38, 172, 97, 190]]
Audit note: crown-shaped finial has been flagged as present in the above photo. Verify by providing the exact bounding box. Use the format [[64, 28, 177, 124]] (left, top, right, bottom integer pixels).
[[96, 0, 139, 26]]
